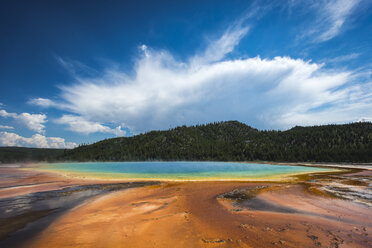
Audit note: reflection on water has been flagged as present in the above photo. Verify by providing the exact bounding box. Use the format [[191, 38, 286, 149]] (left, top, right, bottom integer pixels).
[[0, 182, 159, 247]]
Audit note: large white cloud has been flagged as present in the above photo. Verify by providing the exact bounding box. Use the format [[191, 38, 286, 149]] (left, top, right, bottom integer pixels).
[[0, 109, 47, 133], [31, 11, 372, 132], [0, 131, 77, 149]]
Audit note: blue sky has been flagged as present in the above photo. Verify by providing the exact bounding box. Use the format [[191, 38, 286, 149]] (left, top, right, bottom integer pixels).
[[0, 0, 372, 148]]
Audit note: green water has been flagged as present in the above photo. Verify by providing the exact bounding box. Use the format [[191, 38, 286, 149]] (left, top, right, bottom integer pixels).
[[34, 161, 334, 180]]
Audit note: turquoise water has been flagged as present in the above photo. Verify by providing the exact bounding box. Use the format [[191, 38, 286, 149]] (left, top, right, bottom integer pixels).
[[35, 161, 334, 180]]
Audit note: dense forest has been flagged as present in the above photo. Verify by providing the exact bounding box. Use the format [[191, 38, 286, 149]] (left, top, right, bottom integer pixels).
[[0, 147, 65, 163], [0, 121, 371, 163], [61, 121, 372, 163]]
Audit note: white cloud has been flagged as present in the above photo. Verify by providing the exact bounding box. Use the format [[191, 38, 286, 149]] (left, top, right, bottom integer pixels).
[[357, 117, 372, 122], [35, 15, 372, 132], [0, 125, 14, 130], [191, 21, 250, 65], [29, 98, 58, 108], [0, 110, 15, 118], [0, 132, 77, 149], [325, 53, 361, 63], [0, 109, 47, 133], [55, 115, 126, 136], [16, 113, 47, 133], [301, 0, 360, 42], [140, 44, 149, 58], [318, 0, 359, 42]]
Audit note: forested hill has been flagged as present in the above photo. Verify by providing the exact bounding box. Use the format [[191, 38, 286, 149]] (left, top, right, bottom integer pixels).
[[0, 147, 65, 163], [62, 121, 372, 162]]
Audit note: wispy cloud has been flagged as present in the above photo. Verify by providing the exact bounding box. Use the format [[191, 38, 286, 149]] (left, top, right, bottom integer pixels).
[[29, 98, 58, 108], [0, 131, 77, 148], [0, 125, 14, 130], [301, 0, 360, 42], [191, 21, 250, 65], [325, 52, 361, 63], [0, 109, 47, 133], [55, 56, 98, 77], [55, 115, 126, 136], [318, 0, 360, 42]]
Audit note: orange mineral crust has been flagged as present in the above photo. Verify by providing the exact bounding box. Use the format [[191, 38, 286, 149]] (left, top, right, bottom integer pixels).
[[28, 181, 371, 248]]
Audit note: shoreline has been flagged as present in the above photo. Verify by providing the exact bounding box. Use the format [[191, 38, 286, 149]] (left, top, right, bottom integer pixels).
[[266, 161, 372, 170], [21, 161, 346, 182]]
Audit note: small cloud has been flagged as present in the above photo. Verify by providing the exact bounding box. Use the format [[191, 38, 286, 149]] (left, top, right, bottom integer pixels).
[[113, 125, 126, 136], [17, 113, 47, 133], [55, 115, 126, 136], [0, 109, 47, 133], [357, 117, 372, 122], [0, 125, 14, 130], [192, 19, 250, 65], [325, 53, 361, 63], [55, 56, 97, 77], [0, 131, 77, 149], [139, 44, 149, 57], [0, 109, 16, 118], [300, 0, 360, 43], [29, 98, 57, 108]]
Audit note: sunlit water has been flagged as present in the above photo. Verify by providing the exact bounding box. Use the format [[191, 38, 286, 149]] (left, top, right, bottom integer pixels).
[[33, 161, 334, 180]]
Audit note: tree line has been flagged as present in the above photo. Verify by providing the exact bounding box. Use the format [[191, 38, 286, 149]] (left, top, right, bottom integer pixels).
[[61, 121, 372, 163]]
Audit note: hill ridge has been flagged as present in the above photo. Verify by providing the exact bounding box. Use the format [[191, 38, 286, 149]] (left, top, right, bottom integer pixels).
[[62, 121, 372, 163]]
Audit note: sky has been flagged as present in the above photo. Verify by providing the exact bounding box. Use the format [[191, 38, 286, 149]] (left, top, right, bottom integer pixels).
[[0, 0, 372, 148]]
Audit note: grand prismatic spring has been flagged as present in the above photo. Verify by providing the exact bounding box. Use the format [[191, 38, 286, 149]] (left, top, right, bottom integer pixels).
[[31, 161, 334, 180]]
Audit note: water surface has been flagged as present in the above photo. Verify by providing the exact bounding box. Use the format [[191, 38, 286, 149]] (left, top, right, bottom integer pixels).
[[34, 161, 333, 180]]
